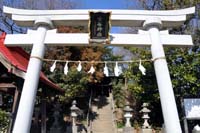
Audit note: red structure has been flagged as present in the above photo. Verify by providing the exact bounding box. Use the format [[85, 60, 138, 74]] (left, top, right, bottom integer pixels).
[[0, 33, 63, 132]]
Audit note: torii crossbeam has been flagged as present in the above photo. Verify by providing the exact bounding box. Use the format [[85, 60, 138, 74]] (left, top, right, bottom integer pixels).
[[3, 6, 195, 133]]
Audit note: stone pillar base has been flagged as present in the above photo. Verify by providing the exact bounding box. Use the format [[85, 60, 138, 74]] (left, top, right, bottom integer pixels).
[[123, 127, 135, 133], [49, 128, 62, 133], [140, 128, 152, 133]]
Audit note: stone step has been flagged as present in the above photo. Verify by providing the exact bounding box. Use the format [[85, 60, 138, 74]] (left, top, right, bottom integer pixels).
[[93, 122, 112, 125], [92, 131, 114, 133], [92, 125, 113, 128], [96, 114, 112, 116], [94, 118, 112, 121], [91, 96, 115, 133], [92, 130, 114, 133], [92, 128, 114, 131]]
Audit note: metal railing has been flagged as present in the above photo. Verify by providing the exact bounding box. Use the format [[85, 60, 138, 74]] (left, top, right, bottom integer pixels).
[[110, 92, 118, 133], [86, 89, 93, 133]]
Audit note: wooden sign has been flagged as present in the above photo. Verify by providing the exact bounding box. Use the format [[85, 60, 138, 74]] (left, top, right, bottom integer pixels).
[[184, 98, 200, 120], [89, 11, 111, 43]]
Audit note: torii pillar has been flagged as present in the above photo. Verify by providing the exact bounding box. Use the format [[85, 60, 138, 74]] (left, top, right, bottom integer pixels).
[[143, 18, 181, 132], [3, 6, 195, 133], [12, 18, 53, 133]]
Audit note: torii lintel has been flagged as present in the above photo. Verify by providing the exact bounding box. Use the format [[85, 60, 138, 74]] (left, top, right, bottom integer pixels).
[[3, 6, 195, 28]]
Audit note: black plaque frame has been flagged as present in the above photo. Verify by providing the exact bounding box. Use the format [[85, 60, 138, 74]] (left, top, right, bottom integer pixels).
[[88, 11, 111, 44]]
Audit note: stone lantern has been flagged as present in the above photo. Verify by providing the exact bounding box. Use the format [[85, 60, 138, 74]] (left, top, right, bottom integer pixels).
[[140, 103, 151, 128], [50, 101, 62, 133], [140, 103, 152, 133], [124, 104, 133, 127], [123, 103, 134, 133], [70, 100, 79, 133]]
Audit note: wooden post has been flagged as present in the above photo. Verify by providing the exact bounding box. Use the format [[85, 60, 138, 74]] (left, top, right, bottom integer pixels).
[[41, 97, 47, 133], [7, 86, 21, 133]]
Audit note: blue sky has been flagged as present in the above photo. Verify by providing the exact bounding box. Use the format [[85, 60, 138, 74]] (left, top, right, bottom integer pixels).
[[77, 0, 134, 33], [79, 0, 128, 9]]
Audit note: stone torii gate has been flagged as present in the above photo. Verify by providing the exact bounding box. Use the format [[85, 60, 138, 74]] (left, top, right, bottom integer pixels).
[[3, 6, 195, 133]]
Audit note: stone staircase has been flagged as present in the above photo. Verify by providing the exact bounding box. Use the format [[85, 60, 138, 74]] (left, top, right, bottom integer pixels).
[[91, 95, 116, 133]]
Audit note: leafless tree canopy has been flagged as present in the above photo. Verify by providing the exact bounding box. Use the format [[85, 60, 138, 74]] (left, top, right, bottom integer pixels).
[[0, 0, 78, 34]]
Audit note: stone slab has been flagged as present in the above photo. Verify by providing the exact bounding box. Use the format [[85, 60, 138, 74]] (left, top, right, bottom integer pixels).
[[141, 128, 153, 133], [123, 127, 135, 133]]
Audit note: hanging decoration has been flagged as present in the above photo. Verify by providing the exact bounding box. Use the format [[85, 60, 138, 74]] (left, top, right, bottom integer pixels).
[[77, 61, 82, 72], [64, 61, 69, 75], [114, 62, 122, 77], [103, 62, 109, 77], [50, 60, 57, 72], [88, 65, 95, 74], [118, 65, 123, 75], [39, 56, 151, 77], [139, 59, 146, 75]]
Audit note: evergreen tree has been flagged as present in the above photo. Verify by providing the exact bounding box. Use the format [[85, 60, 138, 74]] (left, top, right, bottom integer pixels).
[[124, 0, 200, 128]]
